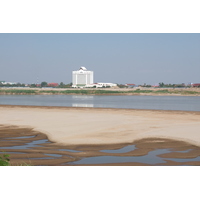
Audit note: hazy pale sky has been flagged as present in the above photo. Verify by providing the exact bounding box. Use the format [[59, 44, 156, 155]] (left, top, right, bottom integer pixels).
[[0, 33, 199, 85]]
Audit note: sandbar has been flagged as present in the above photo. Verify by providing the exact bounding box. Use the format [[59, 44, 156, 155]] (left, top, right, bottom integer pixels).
[[0, 105, 200, 147]]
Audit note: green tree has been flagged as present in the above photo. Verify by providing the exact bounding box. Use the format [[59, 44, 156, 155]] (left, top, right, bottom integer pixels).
[[59, 82, 65, 87], [159, 82, 164, 87], [41, 82, 48, 87], [30, 84, 36, 88]]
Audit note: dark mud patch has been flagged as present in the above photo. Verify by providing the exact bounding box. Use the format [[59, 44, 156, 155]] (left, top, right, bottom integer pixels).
[[1, 125, 200, 166]]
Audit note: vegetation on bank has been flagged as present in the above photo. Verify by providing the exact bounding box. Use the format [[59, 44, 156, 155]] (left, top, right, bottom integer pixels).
[[0, 153, 31, 166], [0, 88, 199, 96], [0, 154, 10, 166], [0, 89, 37, 94]]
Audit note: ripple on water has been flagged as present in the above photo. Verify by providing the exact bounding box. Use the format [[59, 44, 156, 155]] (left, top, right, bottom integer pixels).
[[174, 149, 192, 153], [100, 145, 136, 153], [0, 139, 49, 150]]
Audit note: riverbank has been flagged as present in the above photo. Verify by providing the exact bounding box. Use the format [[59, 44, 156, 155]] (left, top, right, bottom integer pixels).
[[0, 87, 200, 96], [0, 105, 200, 147]]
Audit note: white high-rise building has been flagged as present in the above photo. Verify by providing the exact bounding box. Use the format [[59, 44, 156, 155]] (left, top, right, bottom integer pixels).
[[72, 67, 94, 87]]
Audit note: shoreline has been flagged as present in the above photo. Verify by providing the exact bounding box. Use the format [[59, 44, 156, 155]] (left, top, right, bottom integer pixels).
[[0, 105, 200, 147], [0, 94, 200, 97], [1, 104, 200, 114], [0, 87, 200, 96]]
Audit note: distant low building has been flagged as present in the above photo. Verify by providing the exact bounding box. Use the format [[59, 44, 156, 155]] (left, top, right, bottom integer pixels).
[[125, 84, 136, 88], [48, 83, 59, 87], [192, 83, 200, 87], [96, 83, 117, 88], [86, 83, 117, 88], [152, 84, 159, 87], [0, 81, 17, 85]]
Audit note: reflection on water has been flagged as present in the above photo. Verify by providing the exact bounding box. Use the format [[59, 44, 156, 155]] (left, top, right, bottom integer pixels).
[[72, 95, 94, 107], [0, 94, 200, 111], [72, 104, 94, 107], [72, 96, 94, 99]]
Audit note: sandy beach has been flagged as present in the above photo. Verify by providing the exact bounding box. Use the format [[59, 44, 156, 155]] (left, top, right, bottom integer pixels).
[[0, 105, 200, 147]]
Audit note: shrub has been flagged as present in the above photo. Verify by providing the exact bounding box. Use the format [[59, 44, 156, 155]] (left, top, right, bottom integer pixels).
[[154, 90, 169, 93], [0, 154, 10, 166]]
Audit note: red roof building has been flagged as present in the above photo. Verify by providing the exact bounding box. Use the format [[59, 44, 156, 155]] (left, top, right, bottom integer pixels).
[[48, 83, 59, 87], [192, 83, 200, 87]]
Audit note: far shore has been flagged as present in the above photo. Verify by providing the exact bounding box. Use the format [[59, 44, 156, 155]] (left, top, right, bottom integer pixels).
[[0, 105, 200, 147], [0, 87, 200, 96]]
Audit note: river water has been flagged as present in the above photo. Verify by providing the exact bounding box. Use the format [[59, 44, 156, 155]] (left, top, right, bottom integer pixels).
[[0, 95, 200, 111]]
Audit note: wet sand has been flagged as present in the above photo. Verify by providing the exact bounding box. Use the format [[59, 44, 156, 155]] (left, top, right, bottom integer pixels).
[[1, 125, 200, 166]]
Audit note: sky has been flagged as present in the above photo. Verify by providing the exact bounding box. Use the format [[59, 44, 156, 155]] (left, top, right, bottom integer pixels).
[[0, 33, 200, 85]]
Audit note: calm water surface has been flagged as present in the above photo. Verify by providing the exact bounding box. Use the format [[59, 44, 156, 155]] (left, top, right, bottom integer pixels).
[[0, 95, 200, 111]]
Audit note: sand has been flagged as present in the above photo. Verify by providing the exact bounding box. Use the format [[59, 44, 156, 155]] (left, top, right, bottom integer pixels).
[[0, 105, 200, 147]]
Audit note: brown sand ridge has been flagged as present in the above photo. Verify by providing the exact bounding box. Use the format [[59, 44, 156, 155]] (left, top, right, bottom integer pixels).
[[0, 105, 200, 147], [1, 125, 200, 166]]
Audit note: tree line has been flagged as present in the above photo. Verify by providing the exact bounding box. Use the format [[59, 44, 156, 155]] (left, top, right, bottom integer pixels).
[[0, 81, 72, 88]]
